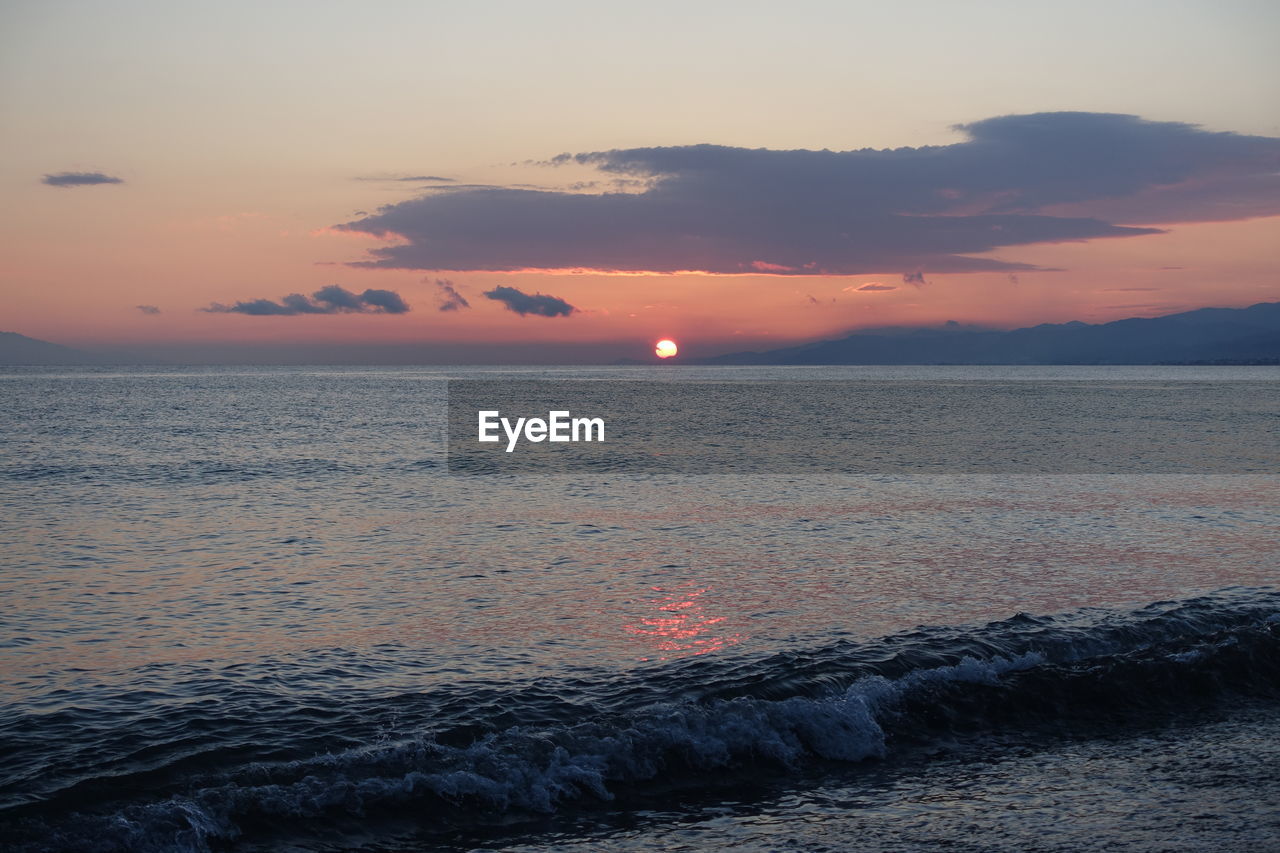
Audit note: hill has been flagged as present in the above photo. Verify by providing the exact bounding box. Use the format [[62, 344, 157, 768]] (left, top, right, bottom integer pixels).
[[697, 302, 1280, 365], [0, 331, 103, 365]]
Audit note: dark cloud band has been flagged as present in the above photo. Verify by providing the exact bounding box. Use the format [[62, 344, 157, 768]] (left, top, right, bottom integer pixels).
[[483, 286, 575, 317], [337, 112, 1280, 277], [42, 171, 124, 187], [205, 285, 409, 316]]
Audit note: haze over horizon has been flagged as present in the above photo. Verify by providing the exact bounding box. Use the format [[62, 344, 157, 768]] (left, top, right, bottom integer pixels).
[[3, 0, 1278, 364]]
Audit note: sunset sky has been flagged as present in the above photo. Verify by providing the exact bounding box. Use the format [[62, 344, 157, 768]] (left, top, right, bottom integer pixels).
[[2, 0, 1278, 362]]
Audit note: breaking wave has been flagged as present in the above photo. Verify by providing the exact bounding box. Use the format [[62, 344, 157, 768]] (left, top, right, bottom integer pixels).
[[2, 588, 1277, 851]]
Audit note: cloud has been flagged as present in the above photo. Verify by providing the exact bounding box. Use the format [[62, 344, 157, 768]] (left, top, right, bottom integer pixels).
[[483, 285, 575, 317], [206, 298, 295, 316], [204, 285, 409, 316], [42, 171, 123, 188], [354, 288, 409, 313], [902, 272, 927, 287], [136, 304, 161, 314], [847, 283, 897, 292], [356, 174, 454, 183], [433, 278, 470, 311], [335, 112, 1280, 278]]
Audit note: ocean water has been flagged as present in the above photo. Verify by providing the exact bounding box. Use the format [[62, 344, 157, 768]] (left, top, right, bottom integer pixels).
[[1, 365, 1278, 852]]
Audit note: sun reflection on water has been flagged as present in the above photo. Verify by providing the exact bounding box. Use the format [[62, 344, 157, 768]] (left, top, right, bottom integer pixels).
[[626, 581, 745, 660]]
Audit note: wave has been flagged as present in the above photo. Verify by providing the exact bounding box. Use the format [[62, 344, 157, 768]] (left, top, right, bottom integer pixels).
[[3, 588, 1277, 851]]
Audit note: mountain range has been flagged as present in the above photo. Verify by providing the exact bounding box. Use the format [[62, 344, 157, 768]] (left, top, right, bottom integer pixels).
[[0, 331, 103, 365], [694, 301, 1280, 365], [5, 301, 1280, 365]]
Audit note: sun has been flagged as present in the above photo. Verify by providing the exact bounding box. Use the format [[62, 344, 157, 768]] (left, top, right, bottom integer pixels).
[[654, 339, 678, 359]]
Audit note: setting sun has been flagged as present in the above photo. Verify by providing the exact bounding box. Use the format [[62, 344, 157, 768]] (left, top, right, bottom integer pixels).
[[655, 339, 678, 359]]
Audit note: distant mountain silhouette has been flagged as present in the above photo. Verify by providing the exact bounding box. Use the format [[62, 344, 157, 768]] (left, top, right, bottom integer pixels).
[[7, 304, 1280, 366], [696, 302, 1280, 365], [0, 331, 102, 365]]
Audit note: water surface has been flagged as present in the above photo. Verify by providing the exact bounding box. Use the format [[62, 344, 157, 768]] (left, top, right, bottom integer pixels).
[[1, 366, 1277, 851]]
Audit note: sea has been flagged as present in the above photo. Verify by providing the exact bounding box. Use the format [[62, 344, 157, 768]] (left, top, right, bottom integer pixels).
[[1, 365, 1278, 852]]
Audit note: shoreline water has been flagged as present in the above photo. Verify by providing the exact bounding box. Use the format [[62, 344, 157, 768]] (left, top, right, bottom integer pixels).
[[2, 366, 1276, 851]]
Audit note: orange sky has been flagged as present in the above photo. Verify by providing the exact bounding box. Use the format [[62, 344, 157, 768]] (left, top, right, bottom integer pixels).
[[5, 200, 1275, 361], [2, 1, 1278, 362]]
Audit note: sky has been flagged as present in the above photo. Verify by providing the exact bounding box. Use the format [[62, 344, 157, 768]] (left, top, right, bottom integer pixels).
[[2, 0, 1278, 363]]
